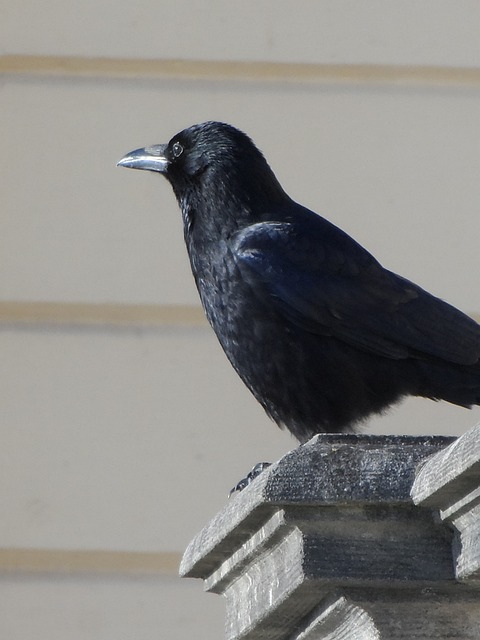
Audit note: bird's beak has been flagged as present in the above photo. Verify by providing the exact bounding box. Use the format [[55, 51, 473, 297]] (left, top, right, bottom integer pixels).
[[117, 144, 169, 173]]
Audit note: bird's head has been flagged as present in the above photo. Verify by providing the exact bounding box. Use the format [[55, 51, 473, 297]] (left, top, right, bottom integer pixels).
[[117, 122, 289, 225]]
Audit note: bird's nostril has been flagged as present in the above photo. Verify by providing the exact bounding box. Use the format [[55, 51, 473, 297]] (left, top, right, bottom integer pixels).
[[145, 145, 166, 156]]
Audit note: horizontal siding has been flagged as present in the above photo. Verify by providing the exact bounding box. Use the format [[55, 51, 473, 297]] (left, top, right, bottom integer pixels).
[[2, 1, 480, 67], [3, 56, 480, 86], [0, 326, 292, 550], [0, 574, 224, 640], [0, 301, 206, 328], [2, 4, 480, 638], [2, 74, 480, 310], [1, 324, 479, 553], [0, 548, 180, 576], [0, 301, 479, 329]]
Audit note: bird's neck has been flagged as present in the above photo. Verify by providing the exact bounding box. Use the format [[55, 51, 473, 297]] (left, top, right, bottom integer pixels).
[[189, 171, 288, 231]]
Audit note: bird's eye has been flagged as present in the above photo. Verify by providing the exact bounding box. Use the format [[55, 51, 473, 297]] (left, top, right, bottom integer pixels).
[[172, 142, 184, 158]]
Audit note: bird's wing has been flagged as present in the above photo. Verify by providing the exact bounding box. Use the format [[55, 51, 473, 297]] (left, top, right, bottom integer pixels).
[[232, 221, 480, 365]]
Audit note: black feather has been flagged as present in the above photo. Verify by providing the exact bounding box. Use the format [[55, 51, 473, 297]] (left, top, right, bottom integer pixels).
[[119, 121, 480, 442]]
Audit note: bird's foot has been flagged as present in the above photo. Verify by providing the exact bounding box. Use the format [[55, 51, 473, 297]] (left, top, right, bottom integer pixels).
[[229, 462, 271, 496]]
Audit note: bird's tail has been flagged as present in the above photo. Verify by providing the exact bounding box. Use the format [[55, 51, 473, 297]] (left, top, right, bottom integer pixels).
[[417, 358, 480, 408]]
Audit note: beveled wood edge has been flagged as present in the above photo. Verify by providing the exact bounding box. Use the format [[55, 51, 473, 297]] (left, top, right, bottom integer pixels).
[[3, 55, 480, 87], [0, 547, 181, 576], [0, 301, 477, 330], [0, 301, 207, 329]]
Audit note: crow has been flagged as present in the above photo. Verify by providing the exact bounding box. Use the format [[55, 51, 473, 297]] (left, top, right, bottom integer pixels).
[[118, 121, 480, 443]]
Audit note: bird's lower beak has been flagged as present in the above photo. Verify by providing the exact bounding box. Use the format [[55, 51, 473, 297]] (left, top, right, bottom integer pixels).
[[117, 144, 169, 173]]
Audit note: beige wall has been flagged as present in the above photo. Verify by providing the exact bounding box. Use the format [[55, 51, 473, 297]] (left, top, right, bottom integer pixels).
[[2, 2, 480, 638]]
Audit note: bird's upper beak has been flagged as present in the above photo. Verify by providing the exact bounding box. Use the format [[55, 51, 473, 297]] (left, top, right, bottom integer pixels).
[[117, 144, 169, 173]]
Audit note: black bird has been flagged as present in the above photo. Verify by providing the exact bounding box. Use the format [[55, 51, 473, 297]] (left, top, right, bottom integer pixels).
[[118, 121, 480, 443]]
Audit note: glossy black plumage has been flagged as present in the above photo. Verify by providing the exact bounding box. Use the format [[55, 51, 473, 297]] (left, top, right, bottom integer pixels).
[[118, 121, 480, 442]]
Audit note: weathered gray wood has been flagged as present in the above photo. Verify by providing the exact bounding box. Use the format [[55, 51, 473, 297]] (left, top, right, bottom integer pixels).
[[181, 434, 453, 579], [181, 432, 480, 640], [411, 424, 480, 509], [291, 591, 480, 640], [291, 596, 380, 640], [412, 423, 480, 585]]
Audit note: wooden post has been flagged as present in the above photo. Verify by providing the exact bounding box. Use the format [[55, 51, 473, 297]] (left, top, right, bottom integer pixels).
[[181, 432, 480, 639]]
